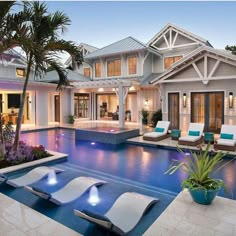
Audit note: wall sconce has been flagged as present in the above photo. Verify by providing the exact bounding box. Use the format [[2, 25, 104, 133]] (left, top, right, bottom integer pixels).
[[183, 93, 187, 108], [144, 99, 149, 106], [229, 92, 233, 109]]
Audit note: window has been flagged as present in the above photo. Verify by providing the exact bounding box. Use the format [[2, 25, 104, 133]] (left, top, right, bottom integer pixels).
[[16, 68, 26, 77], [107, 59, 121, 77], [95, 62, 101, 78], [128, 56, 137, 75], [84, 68, 90, 77], [164, 56, 183, 69], [8, 94, 21, 108]]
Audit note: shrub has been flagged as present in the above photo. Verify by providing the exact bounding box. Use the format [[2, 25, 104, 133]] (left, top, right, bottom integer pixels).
[[151, 109, 162, 127]]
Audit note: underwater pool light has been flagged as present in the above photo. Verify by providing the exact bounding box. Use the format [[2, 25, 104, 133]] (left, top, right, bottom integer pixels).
[[91, 142, 95, 145], [47, 170, 57, 185], [88, 186, 100, 206]]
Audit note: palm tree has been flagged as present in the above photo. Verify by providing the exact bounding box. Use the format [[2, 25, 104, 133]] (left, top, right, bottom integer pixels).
[[0, 1, 83, 152]]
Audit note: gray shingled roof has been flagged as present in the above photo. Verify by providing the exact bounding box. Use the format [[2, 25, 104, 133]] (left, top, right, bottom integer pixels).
[[43, 69, 91, 82], [85, 36, 160, 59]]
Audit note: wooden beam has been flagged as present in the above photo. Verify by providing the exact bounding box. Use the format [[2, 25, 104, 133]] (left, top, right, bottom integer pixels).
[[172, 32, 178, 47], [208, 60, 220, 78], [192, 62, 203, 78], [204, 55, 207, 78]]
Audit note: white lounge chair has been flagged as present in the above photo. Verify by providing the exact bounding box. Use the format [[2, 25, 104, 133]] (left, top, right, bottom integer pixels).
[[24, 176, 106, 205], [0, 166, 64, 188], [178, 123, 204, 146], [215, 124, 236, 151], [74, 192, 158, 235], [143, 121, 170, 141]]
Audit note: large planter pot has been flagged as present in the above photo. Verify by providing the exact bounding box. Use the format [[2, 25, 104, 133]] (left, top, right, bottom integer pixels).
[[189, 188, 220, 205]]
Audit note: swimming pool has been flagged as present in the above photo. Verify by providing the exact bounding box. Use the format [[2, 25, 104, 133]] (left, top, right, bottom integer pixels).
[[21, 128, 236, 199]]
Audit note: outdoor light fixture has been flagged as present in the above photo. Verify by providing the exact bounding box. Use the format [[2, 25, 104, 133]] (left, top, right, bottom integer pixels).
[[183, 93, 187, 108], [229, 92, 233, 109], [144, 99, 149, 106]]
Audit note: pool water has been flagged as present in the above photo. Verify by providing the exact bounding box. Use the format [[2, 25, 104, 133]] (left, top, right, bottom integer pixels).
[[21, 128, 236, 199]]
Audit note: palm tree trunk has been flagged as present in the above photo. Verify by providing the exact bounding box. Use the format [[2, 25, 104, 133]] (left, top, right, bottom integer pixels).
[[13, 53, 33, 151], [0, 101, 5, 159]]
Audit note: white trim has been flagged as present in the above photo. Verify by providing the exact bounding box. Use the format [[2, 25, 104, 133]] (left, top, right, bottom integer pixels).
[[156, 42, 199, 51], [163, 35, 170, 48], [204, 55, 207, 78], [192, 62, 203, 78], [208, 60, 220, 78], [172, 32, 178, 47]]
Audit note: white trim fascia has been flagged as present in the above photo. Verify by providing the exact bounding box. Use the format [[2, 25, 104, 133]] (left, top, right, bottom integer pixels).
[[158, 75, 236, 84], [163, 35, 170, 48]]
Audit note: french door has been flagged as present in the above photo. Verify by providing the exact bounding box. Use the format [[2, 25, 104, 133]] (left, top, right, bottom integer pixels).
[[54, 95, 60, 122], [168, 93, 179, 129], [191, 92, 224, 133]]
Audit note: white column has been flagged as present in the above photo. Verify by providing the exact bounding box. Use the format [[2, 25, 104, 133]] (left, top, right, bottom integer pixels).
[[60, 89, 70, 124], [115, 86, 129, 128], [36, 90, 48, 126]]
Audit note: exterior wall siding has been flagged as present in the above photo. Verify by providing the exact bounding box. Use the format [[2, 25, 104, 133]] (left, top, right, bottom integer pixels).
[[161, 79, 236, 132]]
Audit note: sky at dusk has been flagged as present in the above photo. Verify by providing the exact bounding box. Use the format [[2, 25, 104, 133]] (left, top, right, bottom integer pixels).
[[42, 1, 236, 50]]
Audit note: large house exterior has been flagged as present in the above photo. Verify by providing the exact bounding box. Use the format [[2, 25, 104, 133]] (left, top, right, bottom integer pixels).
[[1, 23, 236, 132]]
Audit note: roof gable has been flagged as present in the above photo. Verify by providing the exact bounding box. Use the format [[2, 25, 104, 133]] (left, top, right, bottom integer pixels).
[[148, 23, 212, 51], [151, 46, 236, 85]]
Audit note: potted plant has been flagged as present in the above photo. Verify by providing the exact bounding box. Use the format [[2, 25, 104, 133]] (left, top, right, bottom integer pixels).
[[151, 109, 162, 127], [67, 115, 75, 124], [165, 143, 233, 205], [125, 110, 131, 121], [140, 109, 149, 125]]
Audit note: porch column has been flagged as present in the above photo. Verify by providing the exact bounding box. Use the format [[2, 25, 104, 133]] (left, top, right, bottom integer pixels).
[[115, 86, 129, 128]]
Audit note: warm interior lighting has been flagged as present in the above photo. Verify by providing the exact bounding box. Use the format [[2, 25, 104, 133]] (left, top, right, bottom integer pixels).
[[144, 99, 149, 106], [183, 93, 187, 108], [16, 68, 26, 77], [229, 92, 233, 109]]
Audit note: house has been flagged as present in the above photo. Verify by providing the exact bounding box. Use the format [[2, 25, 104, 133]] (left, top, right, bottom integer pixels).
[[1, 23, 236, 131]]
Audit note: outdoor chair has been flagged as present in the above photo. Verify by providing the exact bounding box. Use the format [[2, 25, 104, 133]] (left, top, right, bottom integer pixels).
[[178, 123, 204, 146], [143, 121, 170, 141]]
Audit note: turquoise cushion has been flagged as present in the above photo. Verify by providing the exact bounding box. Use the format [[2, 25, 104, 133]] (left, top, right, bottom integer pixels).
[[220, 133, 233, 140], [188, 130, 200, 136], [155, 127, 164, 133]]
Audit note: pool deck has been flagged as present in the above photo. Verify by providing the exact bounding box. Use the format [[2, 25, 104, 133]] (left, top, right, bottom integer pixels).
[[0, 193, 81, 236], [144, 189, 236, 236], [1, 189, 236, 236]]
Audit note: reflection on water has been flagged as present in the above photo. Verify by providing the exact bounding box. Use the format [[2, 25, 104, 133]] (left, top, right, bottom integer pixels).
[[21, 129, 236, 199]]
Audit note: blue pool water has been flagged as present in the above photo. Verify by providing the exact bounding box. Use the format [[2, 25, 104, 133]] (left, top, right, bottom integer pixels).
[[1, 128, 236, 235], [21, 128, 236, 199]]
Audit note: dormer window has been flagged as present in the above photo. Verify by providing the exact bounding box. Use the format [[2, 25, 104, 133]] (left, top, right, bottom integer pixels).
[[84, 68, 90, 77], [16, 68, 26, 78], [164, 56, 183, 69]]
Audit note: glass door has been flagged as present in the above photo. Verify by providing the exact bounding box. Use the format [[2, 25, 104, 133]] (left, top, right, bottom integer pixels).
[[168, 93, 179, 129], [191, 92, 224, 133]]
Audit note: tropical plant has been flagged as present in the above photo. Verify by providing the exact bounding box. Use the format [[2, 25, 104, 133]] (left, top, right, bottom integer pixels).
[[151, 109, 162, 127], [165, 143, 233, 194], [0, 1, 83, 153], [140, 109, 149, 124], [67, 114, 75, 124]]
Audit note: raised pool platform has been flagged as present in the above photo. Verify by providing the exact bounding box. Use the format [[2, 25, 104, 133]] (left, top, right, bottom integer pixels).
[[75, 127, 140, 144]]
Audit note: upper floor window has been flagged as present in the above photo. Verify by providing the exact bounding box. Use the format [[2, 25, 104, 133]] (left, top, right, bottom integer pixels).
[[84, 68, 90, 77], [95, 62, 101, 78], [128, 56, 137, 75], [16, 68, 26, 78], [107, 59, 121, 77], [164, 55, 183, 69]]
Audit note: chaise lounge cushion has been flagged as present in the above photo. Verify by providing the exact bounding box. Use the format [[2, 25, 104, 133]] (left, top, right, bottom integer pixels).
[[220, 133, 233, 140], [154, 127, 164, 133], [217, 138, 236, 146], [143, 132, 165, 138], [179, 135, 200, 142]]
